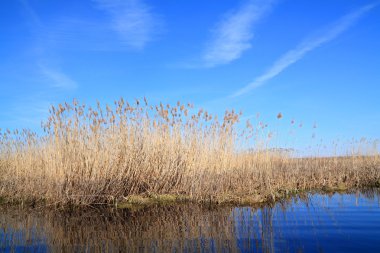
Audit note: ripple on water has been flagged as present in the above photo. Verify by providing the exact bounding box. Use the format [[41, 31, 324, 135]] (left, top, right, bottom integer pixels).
[[1, 189, 380, 253]]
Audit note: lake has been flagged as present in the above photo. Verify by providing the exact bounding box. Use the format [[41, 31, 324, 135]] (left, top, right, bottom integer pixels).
[[1, 190, 380, 252]]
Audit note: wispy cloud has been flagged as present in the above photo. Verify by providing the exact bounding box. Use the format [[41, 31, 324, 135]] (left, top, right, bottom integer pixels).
[[19, 0, 43, 28], [202, 0, 275, 67], [94, 0, 162, 50], [20, 0, 162, 52], [39, 64, 77, 90], [232, 3, 377, 97], [18, 1, 78, 90]]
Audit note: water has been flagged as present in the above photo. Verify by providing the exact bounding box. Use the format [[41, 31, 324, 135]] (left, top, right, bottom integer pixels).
[[1, 190, 380, 252]]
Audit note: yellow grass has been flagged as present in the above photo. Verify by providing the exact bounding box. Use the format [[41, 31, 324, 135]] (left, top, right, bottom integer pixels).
[[0, 98, 379, 207]]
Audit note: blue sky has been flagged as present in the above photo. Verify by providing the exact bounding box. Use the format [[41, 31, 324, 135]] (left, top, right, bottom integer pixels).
[[1, 0, 379, 151]]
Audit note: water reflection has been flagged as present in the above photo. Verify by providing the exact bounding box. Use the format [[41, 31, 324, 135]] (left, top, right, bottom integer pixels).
[[1, 190, 380, 252]]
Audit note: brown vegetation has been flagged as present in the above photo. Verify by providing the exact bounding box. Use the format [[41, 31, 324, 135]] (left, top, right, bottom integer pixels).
[[0, 98, 379, 207]]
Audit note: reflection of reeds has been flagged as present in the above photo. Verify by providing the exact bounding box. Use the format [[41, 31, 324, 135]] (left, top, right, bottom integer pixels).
[[0, 204, 241, 252], [1, 190, 378, 252], [0, 99, 379, 206]]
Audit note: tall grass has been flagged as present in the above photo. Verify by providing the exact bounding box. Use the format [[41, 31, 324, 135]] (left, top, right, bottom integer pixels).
[[0, 98, 379, 206]]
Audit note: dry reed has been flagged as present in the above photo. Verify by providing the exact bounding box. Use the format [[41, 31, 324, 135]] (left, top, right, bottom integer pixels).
[[0, 98, 379, 207]]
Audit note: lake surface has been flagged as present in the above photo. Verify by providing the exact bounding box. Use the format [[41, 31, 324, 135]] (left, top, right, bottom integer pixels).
[[1, 190, 380, 252]]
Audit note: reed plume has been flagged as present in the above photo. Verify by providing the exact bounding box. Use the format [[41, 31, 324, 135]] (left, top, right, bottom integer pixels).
[[0, 98, 379, 207]]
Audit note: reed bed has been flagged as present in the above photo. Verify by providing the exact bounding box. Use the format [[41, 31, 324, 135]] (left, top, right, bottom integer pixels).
[[0, 98, 379, 207]]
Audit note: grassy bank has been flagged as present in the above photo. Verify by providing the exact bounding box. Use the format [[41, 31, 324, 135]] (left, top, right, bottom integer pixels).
[[0, 98, 379, 207]]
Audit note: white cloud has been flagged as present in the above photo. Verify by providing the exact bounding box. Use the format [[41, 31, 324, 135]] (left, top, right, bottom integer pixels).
[[94, 0, 162, 50], [39, 64, 77, 90], [233, 3, 377, 97], [19, 1, 77, 90], [19, 0, 43, 28], [202, 0, 275, 67]]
